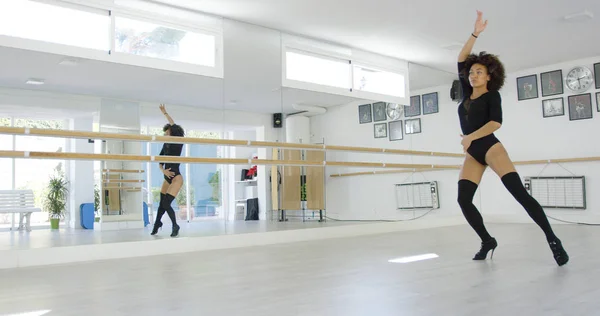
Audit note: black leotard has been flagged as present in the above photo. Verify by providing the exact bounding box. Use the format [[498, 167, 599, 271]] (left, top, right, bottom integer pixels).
[[457, 61, 503, 165], [159, 142, 184, 184]]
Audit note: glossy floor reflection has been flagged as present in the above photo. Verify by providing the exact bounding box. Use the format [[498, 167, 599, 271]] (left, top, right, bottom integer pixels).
[[0, 223, 595, 316], [0, 219, 359, 250]]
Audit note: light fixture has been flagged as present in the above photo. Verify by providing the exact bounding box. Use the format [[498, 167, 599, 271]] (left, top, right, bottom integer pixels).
[[59, 58, 80, 66], [388, 253, 439, 263], [564, 9, 594, 21], [25, 78, 45, 85]]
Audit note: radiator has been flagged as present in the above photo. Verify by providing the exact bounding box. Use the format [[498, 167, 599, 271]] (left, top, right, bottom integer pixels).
[[524, 176, 586, 209], [395, 181, 439, 210]]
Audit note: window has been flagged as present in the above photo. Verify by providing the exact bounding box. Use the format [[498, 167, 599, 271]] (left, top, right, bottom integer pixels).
[[0, 0, 110, 51], [285, 51, 351, 89], [353, 65, 406, 98], [114, 17, 216, 67]]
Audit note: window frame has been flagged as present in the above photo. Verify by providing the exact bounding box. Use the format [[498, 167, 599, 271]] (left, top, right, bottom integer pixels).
[[0, 0, 224, 79], [282, 45, 409, 105], [110, 12, 223, 77]]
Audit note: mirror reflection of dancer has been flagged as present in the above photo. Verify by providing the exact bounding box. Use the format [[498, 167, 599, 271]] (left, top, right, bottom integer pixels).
[[456, 11, 568, 266], [151, 104, 184, 237]]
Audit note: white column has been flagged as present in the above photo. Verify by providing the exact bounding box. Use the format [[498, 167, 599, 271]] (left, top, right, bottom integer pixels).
[[68, 116, 94, 229], [285, 116, 310, 144]]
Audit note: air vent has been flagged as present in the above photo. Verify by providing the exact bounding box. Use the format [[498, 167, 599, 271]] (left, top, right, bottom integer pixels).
[[395, 181, 439, 210]]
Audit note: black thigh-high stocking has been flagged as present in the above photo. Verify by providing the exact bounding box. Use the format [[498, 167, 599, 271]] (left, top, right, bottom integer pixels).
[[161, 193, 178, 226], [151, 193, 167, 234], [458, 179, 493, 242], [501, 172, 557, 242]]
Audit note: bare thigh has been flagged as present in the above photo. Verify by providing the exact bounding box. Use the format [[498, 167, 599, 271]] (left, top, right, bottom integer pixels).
[[166, 175, 184, 197], [459, 153, 487, 184], [160, 180, 170, 194], [485, 143, 517, 178]]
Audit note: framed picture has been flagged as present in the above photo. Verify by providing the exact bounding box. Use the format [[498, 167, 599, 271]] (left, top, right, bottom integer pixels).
[[542, 98, 564, 118], [358, 103, 372, 124], [594, 63, 600, 89], [404, 95, 421, 117], [374, 123, 387, 138], [567, 93, 593, 121], [372, 102, 387, 122], [422, 92, 439, 115], [540, 70, 563, 97], [596, 92, 600, 112], [388, 120, 403, 141], [405, 118, 421, 134], [517, 74, 538, 101]]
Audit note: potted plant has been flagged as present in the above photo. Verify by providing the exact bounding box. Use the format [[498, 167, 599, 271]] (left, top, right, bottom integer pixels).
[[44, 173, 69, 229]]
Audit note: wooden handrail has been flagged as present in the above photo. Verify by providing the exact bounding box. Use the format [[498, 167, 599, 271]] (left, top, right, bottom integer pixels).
[[329, 156, 600, 177], [0, 150, 460, 169], [102, 169, 145, 173], [0, 126, 463, 158]]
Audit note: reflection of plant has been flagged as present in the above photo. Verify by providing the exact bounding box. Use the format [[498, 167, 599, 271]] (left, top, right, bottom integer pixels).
[[301, 183, 307, 201], [176, 185, 195, 206], [94, 185, 100, 213], [208, 170, 221, 205], [44, 174, 69, 219]]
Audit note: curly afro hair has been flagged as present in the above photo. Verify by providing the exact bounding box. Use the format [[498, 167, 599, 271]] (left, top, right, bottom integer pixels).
[[163, 123, 185, 137], [462, 51, 506, 91]]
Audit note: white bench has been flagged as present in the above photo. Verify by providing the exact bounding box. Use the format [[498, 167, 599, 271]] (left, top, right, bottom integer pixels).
[[0, 190, 42, 231]]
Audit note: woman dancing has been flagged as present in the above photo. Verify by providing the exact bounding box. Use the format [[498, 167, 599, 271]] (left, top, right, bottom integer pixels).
[[456, 11, 568, 266], [151, 104, 184, 237]]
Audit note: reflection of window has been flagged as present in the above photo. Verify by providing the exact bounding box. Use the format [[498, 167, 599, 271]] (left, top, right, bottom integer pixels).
[[0, 0, 109, 50], [285, 51, 351, 89], [114, 17, 216, 67], [0, 117, 12, 191], [353, 65, 405, 98]]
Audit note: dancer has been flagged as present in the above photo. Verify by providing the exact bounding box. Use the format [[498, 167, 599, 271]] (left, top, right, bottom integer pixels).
[[151, 104, 184, 237], [456, 11, 568, 266]]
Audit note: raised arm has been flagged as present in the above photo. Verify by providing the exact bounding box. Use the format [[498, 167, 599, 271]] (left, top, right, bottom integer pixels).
[[159, 103, 175, 125], [458, 10, 488, 62]]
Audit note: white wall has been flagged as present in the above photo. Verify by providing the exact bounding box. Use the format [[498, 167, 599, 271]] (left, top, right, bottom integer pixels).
[[311, 54, 600, 225]]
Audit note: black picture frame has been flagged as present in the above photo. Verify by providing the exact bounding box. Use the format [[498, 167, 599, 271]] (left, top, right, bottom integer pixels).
[[516, 74, 538, 101], [405, 118, 421, 134], [542, 97, 564, 118], [374, 122, 387, 138], [358, 103, 372, 124], [596, 92, 600, 112], [567, 93, 593, 121], [540, 70, 563, 97], [372, 102, 387, 122], [594, 63, 600, 90], [422, 92, 439, 115], [404, 96, 421, 117], [388, 120, 403, 141]]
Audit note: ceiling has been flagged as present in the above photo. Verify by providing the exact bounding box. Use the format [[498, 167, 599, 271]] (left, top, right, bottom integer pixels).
[[1, 0, 599, 116], [155, 0, 600, 74]]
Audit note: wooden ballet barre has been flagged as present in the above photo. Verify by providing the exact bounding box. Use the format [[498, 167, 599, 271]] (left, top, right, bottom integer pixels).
[[0, 150, 460, 169], [0, 126, 463, 158], [102, 179, 146, 183], [329, 155, 600, 177], [330, 167, 461, 177], [102, 169, 145, 173]]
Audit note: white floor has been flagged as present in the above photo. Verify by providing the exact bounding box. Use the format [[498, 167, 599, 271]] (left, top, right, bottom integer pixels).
[[0, 219, 359, 251], [0, 223, 594, 316]]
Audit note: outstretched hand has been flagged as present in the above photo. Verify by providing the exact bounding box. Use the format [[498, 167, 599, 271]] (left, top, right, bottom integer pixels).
[[159, 103, 167, 114], [473, 10, 488, 36]]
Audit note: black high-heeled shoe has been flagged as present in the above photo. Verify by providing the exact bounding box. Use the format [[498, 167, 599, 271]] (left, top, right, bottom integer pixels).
[[473, 237, 498, 260], [549, 238, 569, 266], [170, 224, 180, 237], [150, 222, 163, 235]]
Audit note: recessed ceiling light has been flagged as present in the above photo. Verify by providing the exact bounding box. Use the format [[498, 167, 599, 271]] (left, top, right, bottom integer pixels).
[[564, 9, 594, 21], [59, 58, 79, 66], [25, 78, 45, 85], [388, 253, 439, 263]]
